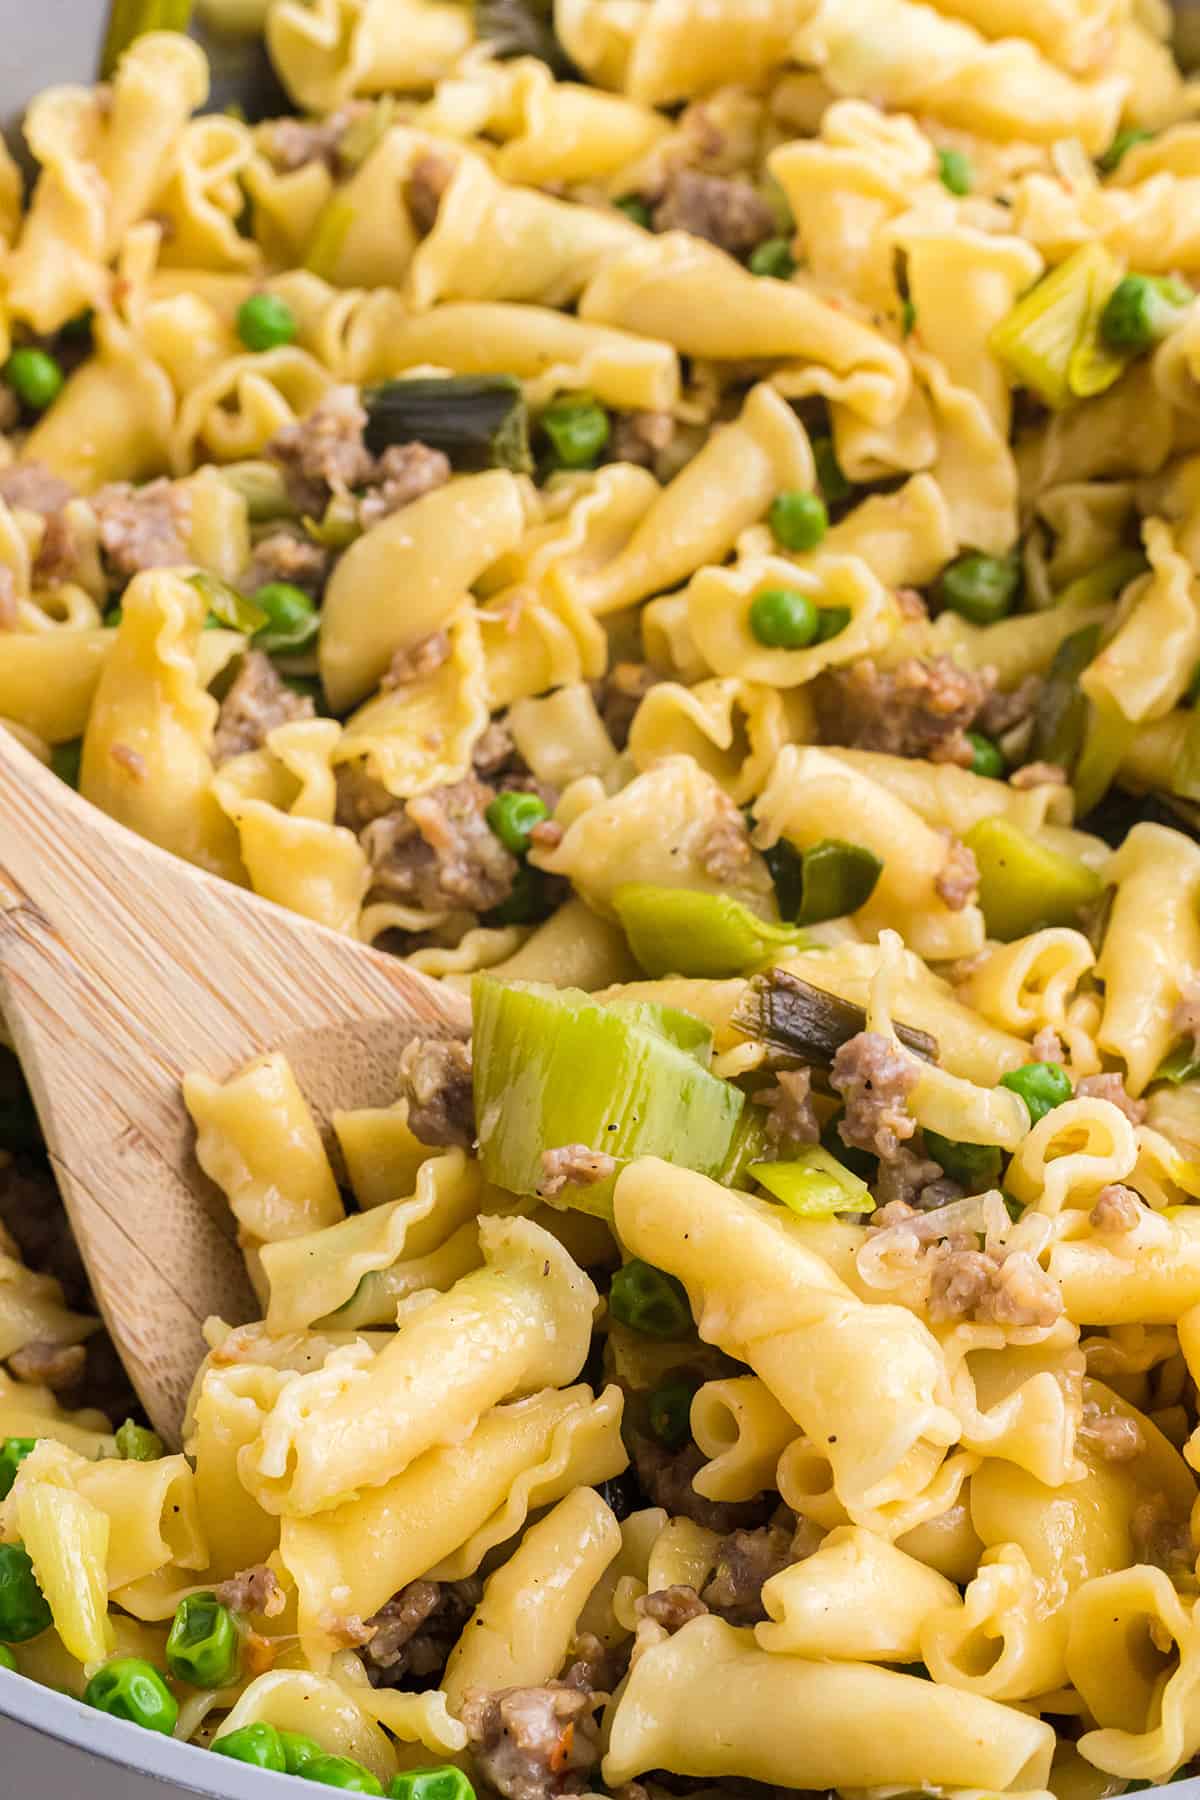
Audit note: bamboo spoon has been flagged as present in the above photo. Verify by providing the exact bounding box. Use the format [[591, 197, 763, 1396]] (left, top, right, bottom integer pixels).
[[0, 728, 470, 1445]]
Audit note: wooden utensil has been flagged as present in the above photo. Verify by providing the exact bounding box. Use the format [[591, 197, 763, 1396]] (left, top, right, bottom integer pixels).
[[0, 728, 470, 1445]]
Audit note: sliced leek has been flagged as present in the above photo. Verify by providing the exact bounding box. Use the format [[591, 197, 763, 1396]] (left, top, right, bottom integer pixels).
[[750, 1146, 873, 1217], [612, 884, 816, 979]]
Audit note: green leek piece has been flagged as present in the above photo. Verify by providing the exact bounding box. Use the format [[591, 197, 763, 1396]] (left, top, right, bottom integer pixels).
[[219, 462, 295, 522], [716, 1106, 775, 1190], [188, 573, 267, 636], [749, 237, 796, 280], [604, 1000, 716, 1065], [901, 298, 917, 337], [937, 148, 972, 196], [337, 99, 398, 175], [608, 1260, 692, 1337], [812, 436, 852, 506], [923, 1129, 1003, 1190], [304, 198, 357, 280], [115, 1420, 163, 1462], [1154, 1044, 1200, 1085], [475, 0, 577, 77], [364, 376, 532, 475], [1030, 621, 1102, 773], [750, 1145, 874, 1218], [989, 243, 1123, 409], [963, 817, 1104, 941], [1097, 127, 1152, 173], [647, 1380, 695, 1448], [1173, 705, 1200, 803], [49, 741, 82, 789], [966, 731, 1005, 780], [1066, 330, 1126, 400], [611, 884, 815, 979], [795, 839, 883, 924], [1057, 547, 1148, 609], [471, 977, 744, 1211], [100, 0, 192, 78], [303, 496, 362, 550], [1073, 695, 1136, 817], [0, 1440, 36, 1503], [540, 392, 610, 469]]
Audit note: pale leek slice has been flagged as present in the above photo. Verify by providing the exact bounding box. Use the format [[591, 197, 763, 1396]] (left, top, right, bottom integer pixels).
[[471, 977, 744, 1213], [963, 818, 1104, 941], [990, 244, 1123, 409], [101, 0, 192, 77], [612, 884, 816, 979], [750, 1146, 873, 1218]]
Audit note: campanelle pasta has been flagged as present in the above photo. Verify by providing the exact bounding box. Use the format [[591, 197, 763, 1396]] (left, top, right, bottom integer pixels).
[[6, 3, 1200, 1797]]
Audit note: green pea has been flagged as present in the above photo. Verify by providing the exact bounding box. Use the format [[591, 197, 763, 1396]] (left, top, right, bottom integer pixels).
[[609, 1259, 691, 1339], [0, 1440, 37, 1503], [937, 148, 972, 196], [647, 1381, 694, 1451], [252, 580, 319, 654], [166, 1592, 239, 1689], [0, 1645, 16, 1671], [388, 1768, 477, 1800], [768, 489, 828, 552], [212, 1722, 286, 1770], [49, 741, 83, 788], [748, 587, 820, 650], [1096, 127, 1152, 173], [748, 236, 795, 280], [812, 436, 851, 506], [236, 292, 298, 353], [281, 1731, 324, 1774], [613, 195, 651, 229], [923, 1129, 1003, 1191], [998, 1060, 1074, 1125], [814, 605, 852, 643], [966, 731, 1005, 779], [84, 1658, 178, 1734], [4, 348, 64, 411], [0, 1543, 51, 1644], [486, 790, 549, 856], [939, 550, 1021, 625], [540, 394, 610, 469], [1100, 274, 1194, 357], [304, 1753, 386, 1791], [115, 1419, 163, 1462]]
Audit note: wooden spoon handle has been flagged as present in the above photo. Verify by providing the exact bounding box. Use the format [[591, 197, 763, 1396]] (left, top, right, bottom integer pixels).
[[0, 728, 468, 1440]]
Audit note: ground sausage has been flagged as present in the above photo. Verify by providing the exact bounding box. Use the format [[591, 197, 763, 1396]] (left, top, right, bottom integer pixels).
[[874, 1145, 960, 1212], [928, 1243, 1063, 1328], [636, 1586, 709, 1634], [266, 105, 368, 173], [359, 443, 451, 527], [360, 776, 518, 915], [407, 152, 455, 236], [830, 1031, 919, 1161], [1089, 1183, 1141, 1232], [399, 1038, 475, 1149], [697, 801, 753, 885], [631, 1437, 772, 1535], [651, 169, 777, 258], [1079, 1400, 1144, 1463], [381, 630, 451, 690], [241, 527, 331, 598], [594, 661, 660, 751], [539, 1146, 618, 1199], [0, 462, 75, 515], [1009, 760, 1066, 791], [0, 566, 16, 629], [7, 1340, 86, 1392], [357, 1577, 481, 1684], [461, 1682, 602, 1800], [268, 385, 375, 516], [700, 1524, 793, 1625], [214, 1565, 287, 1618], [92, 478, 190, 579], [975, 675, 1042, 739], [1075, 1073, 1147, 1124], [815, 656, 993, 767], [608, 412, 676, 471], [756, 1067, 820, 1148], [935, 836, 979, 912], [212, 650, 315, 764]]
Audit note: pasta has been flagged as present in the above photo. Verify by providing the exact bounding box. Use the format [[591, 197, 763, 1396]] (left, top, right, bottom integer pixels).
[[5, 6, 1200, 1797]]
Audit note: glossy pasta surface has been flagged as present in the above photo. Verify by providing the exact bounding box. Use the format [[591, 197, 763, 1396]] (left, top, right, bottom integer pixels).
[[3, 3, 1200, 1797]]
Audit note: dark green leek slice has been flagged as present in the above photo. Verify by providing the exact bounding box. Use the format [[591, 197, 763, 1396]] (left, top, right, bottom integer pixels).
[[471, 977, 743, 1213], [363, 376, 532, 475], [750, 1146, 873, 1218], [475, 0, 577, 77], [1030, 622, 1102, 773], [963, 817, 1103, 941], [189, 573, 268, 636], [795, 840, 883, 924], [101, 0, 192, 78], [733, 970, 938, 1068], [611, 885, 816, 979], [1153, 1044, 1200, 1085]]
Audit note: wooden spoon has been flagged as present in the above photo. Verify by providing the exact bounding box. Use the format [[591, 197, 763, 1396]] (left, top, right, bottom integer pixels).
[[0, 728, 470, 1445]]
